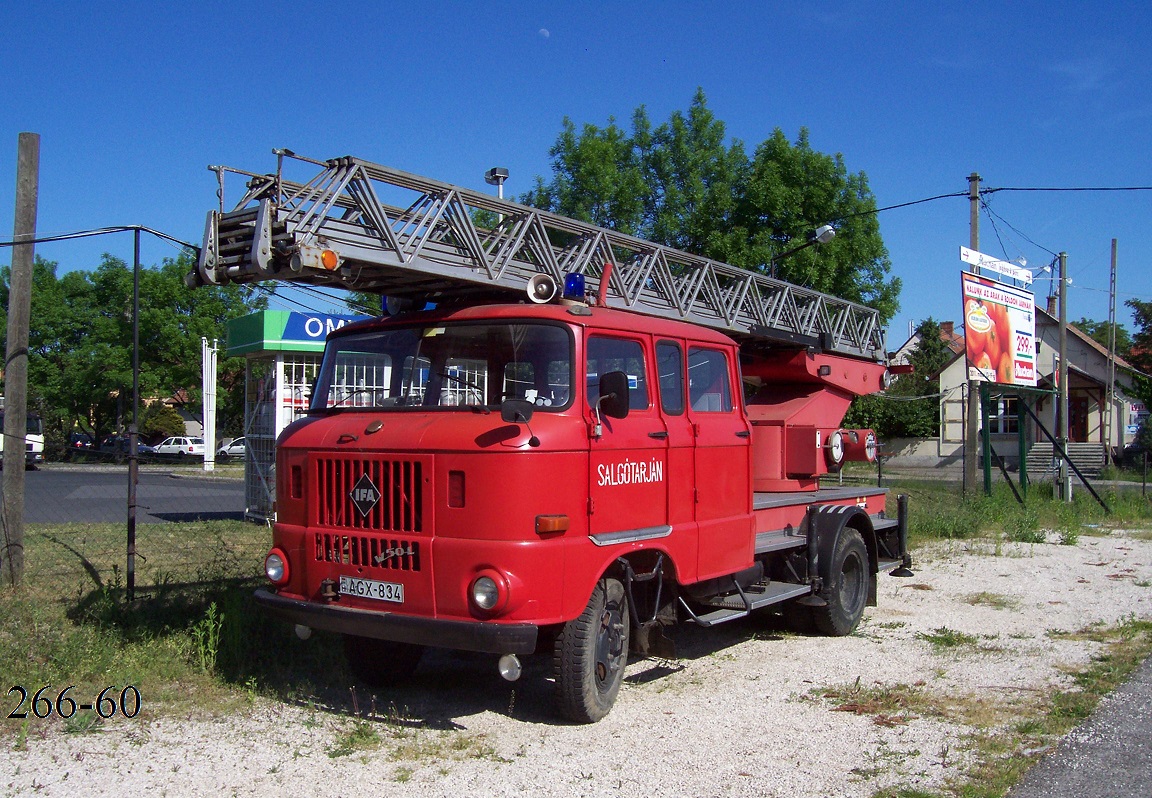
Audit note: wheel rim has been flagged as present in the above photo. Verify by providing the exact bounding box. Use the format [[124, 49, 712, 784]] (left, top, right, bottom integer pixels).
[[838, 550, 866, 614], [593, 596, 626, 689]]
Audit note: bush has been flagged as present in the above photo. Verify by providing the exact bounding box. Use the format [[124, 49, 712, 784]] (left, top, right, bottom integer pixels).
[[139, 402, 186, 439]]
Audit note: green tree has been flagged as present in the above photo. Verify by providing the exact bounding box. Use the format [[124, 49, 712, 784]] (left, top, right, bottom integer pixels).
[[527, 90, 900, 323], [735, 130, 899, 320], [0, 251, 264, 444], [1074, 317, 1132, 358], [523, 115, 647, 234], [1124, 299, 1152, 406], [845, 318, 952, 438], [139, 402, 187, 439]]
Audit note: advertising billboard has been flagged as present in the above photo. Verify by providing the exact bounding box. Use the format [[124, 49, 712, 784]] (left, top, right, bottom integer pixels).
[[961, 272, 1037, 386]]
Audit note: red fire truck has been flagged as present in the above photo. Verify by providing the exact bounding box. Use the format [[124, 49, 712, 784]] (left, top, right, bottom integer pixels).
[[192, 151, 912, 722]]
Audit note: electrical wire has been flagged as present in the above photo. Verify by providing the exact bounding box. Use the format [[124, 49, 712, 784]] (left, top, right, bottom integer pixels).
[[979, 199, 1059, 258], [983, 185, 1152, 194], [0, 225, 198, 251]]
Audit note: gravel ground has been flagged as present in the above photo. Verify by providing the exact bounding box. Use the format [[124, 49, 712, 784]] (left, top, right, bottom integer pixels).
[[7, 530, 1152, 798]]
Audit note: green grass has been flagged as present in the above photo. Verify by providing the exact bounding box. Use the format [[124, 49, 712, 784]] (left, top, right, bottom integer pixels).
[[886, 477, 1152, 548], [915, 627, 979, 651], [1, 520, 349, 739]]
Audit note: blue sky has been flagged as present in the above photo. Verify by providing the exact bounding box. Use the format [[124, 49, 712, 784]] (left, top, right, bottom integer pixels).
[[3, 1, 1150, 348]]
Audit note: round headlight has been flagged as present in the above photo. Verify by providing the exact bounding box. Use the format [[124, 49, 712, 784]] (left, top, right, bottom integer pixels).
[[471, 576, 500, 611], [265, 551, 287, 584]]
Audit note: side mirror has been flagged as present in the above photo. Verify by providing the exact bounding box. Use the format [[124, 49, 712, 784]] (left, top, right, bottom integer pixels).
[[598, 371, 630, 419], [501, 398, 535, 424]]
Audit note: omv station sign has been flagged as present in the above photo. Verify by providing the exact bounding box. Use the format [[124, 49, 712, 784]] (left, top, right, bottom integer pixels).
[[226, 311, 371, 356]]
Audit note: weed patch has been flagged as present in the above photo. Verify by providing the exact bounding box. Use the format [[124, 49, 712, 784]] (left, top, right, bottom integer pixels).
[[916, 627, 979, 651]]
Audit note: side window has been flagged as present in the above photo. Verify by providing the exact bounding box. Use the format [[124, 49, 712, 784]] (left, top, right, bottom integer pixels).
[[688, 347, 733, 413], [586, 336, 649, 411], [656, 341, 684, 415]]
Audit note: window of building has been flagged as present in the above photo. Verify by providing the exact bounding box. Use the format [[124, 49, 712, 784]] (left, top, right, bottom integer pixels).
[[987, 396, 1019, 434]]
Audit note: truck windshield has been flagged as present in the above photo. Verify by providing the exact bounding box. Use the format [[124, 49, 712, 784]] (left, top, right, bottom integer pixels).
[[310, 321, 573, 412], [0, 414, 43, 435]]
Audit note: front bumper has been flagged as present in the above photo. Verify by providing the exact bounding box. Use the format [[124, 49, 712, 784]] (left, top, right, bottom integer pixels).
[[254, 587, 540, 654]]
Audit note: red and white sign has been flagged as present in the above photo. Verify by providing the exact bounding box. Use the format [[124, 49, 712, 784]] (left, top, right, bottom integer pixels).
[[961, 272, 1037, 386]]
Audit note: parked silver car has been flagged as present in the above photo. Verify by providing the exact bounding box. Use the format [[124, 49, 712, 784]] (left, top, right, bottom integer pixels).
[[215, 437, 247, 461], [153, 436, 206, 457]]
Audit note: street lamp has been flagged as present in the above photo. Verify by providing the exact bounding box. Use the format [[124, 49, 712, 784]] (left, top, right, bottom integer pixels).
[[484, 167, 509, 200], [769, 224, 835, 279], [485, 167, 509, 223]]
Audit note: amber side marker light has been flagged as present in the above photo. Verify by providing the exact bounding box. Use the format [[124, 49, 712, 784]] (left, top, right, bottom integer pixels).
[[535, 514, 569, 535], [320, 249, 340, 270]]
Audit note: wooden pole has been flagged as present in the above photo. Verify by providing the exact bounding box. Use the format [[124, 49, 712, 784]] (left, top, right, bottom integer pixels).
[[964, 172, 981, 495], [1058, 252, 1070, 500], [2, 132, 40, 587]]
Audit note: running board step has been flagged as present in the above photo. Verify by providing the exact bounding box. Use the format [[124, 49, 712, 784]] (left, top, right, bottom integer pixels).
[[682, 582, 814, 627]]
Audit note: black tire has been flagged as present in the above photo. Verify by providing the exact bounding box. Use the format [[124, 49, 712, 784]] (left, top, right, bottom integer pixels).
[[812, 529, 869, 636], [553, 577, 630, 723], [342, 634, 424, 686]]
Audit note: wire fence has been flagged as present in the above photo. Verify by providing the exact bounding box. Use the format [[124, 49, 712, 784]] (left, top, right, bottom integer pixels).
[[2, 436, 269, 594]]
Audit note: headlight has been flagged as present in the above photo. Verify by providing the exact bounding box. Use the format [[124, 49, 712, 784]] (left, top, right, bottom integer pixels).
[[264, 550, 289, 585], [471, 576, 500, 611]]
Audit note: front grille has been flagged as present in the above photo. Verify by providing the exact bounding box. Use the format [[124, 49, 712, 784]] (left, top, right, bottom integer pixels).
[[314, 532, 421, 572], [313, 456, 425, 532]]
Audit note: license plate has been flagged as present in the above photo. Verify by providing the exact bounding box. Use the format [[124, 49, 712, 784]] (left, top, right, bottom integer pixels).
[[339, 576, 404, 604]]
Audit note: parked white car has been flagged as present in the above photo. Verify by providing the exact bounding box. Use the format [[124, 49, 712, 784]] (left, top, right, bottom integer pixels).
[[216, 437, 247, 461], [153, 436, 207, 457]]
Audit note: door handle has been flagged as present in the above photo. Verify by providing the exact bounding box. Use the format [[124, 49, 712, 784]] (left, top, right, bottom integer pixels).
[[648, 431, 669, 439], [735, 430, 751, 438]]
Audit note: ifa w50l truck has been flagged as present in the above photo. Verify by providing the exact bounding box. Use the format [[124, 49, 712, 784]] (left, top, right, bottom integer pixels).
[[191, 151, 912, 722]]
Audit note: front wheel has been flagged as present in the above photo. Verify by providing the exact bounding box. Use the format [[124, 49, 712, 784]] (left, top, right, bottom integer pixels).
[[553, 577, 630, 723], [812, 529, 869, 636]]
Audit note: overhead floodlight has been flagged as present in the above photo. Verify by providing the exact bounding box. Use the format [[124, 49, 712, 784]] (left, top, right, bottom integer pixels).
[[813, 224, 836, 245], [484, 167, 509, 186]]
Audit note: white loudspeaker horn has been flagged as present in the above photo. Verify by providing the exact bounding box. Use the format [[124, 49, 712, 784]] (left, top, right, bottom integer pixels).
[[527, 274, 558, 304]]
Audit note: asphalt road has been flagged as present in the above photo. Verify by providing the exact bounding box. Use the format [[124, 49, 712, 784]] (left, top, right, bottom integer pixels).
[[22, 464, 246, 524], [1007, 654, 1152, 798]]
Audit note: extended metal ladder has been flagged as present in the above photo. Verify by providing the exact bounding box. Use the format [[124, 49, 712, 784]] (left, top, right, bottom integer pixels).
[[193, 150, 885, 361]]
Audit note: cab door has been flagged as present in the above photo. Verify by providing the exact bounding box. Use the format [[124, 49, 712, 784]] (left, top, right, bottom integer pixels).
[[686, 344, 753, 579], [586, 334, 669, 540]]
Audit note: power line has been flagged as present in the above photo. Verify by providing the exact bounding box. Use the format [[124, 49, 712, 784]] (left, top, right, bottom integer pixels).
[[0, 225, 198, 251], [984, 185, 1152, 194]]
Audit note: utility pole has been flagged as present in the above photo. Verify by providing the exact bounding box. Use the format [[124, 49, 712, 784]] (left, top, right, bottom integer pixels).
[[1106, 239, 1118, 457], [1058, 252, 1070, 501], [963, 172, 981, 495], [3, 133, 39, 587]]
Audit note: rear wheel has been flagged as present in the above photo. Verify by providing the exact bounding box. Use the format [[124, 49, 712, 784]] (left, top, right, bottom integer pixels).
[[342, 634, 425, 686], [812, 529, 869, 636], [554, 577, 630, 723]]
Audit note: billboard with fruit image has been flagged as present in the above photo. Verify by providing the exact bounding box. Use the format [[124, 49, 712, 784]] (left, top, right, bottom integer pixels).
[[961, 272, 1037, 386]]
